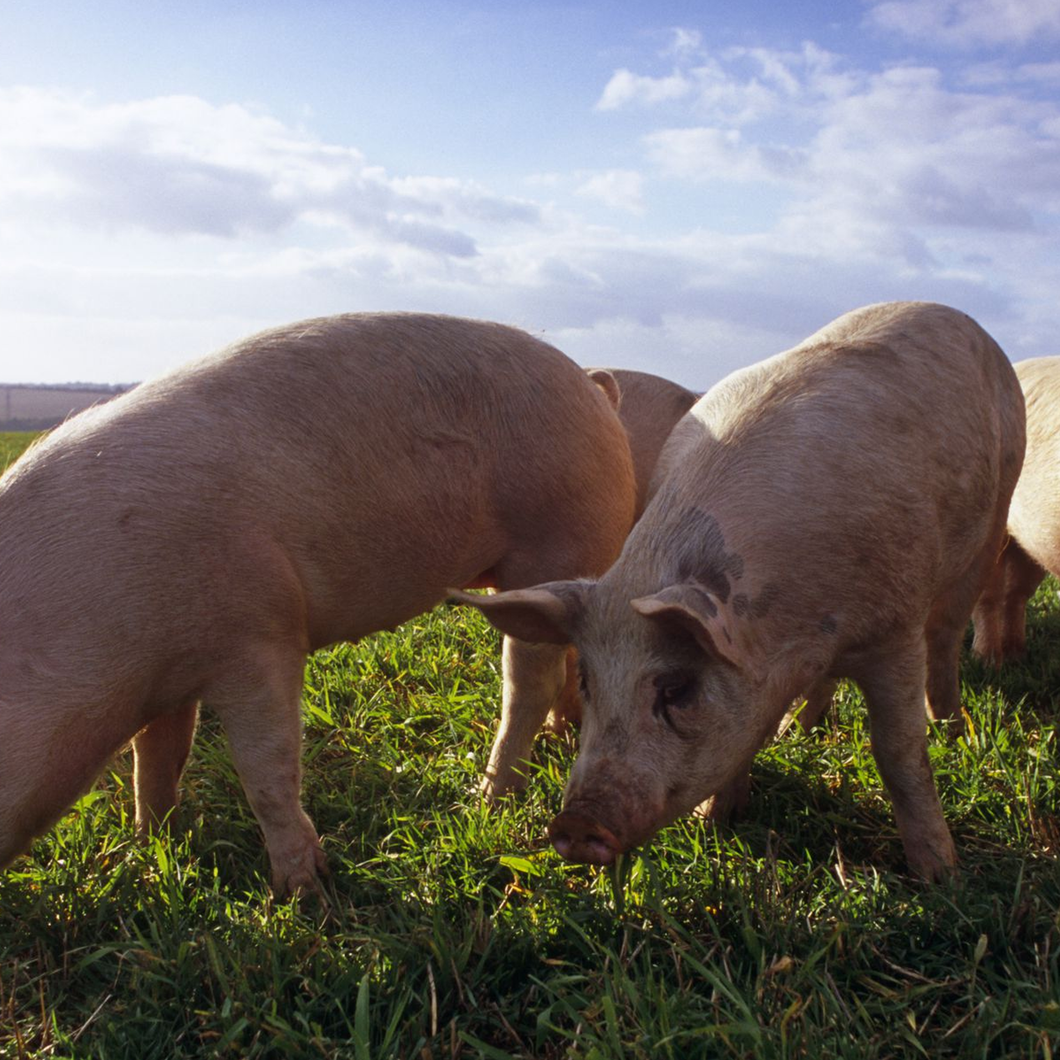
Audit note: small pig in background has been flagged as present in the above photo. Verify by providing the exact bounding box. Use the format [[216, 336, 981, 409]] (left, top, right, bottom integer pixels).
[[972, 357, 1060, 663], [454, 302, 1025, 882], [544, 368, 699, 735], [0, 313, 636, 895]]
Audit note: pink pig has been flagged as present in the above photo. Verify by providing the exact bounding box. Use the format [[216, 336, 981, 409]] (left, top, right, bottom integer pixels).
[[0, 313, 636, 893], [454, 302, 1025, 881]]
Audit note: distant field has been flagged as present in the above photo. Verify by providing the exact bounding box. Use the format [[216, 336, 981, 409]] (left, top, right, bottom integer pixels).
[[0, 384, 132, 431]]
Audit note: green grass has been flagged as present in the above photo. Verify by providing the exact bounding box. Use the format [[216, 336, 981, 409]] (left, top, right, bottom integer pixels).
[[0, 431, 43, 472], [2, 427, 1060, 1058]]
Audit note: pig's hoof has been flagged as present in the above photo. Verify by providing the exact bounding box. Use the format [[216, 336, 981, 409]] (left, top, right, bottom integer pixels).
[[540, 711, 572, 738], [480, 773, 527, 805], [549, 810, 620, 865], [907, 842, 958, 884], [928, 710, 967, 741], [271, 843, 329, 900]]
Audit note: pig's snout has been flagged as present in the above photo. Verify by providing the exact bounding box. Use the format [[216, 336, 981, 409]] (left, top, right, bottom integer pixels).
[[548, 809, 621, 865]]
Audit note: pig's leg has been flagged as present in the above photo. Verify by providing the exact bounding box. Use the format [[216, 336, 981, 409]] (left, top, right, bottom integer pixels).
[[797, 678, 839, 731], [482, 637, 568, 800], [0, 703, 131, 869], [974, 539, 1044, 661], [133, 700, 199, 833], [1001, 544, 1046, 658], [482, 538, 621, 800], [859, 642, 957, 881], [971, 537, 1045, 664], [209, 646, 325, 896], [542, 647, 582, 736], [926, 544, 1003, 722], [971, 539, 1011, 665]]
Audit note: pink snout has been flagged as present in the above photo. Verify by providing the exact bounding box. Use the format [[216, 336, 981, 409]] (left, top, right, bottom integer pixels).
[[548, 809, 622, 865]]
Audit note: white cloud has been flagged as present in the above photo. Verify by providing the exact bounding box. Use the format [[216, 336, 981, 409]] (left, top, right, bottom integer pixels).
[[610, 41, 1060, 242], [3, 27, 1060, 393], [582, 32, 1060, 375], [0, 88, 537, 256], [644, 127, 806, 183], [868, 0, 1060, 47], [575, 170, 645, 213], [664, 28, 703, 60], [596, 68, 692, 110], [597, 43, 858, 129]]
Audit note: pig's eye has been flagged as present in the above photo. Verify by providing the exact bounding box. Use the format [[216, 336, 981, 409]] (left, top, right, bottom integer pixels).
[[652, 675, 695, 731], [578, 668, 590, 701]]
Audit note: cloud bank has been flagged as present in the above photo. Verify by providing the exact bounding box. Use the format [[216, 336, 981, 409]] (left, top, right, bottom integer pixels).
[[1, 0, 1058, 387]]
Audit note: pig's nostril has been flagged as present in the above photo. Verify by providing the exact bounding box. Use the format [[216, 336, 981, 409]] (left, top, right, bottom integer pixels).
[[551, 831, 574, 859], [549, 810, 620, 865], [583, 832, 617, 866]]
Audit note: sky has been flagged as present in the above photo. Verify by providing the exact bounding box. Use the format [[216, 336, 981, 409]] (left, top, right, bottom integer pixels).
[[1, 0, 1058, 389]]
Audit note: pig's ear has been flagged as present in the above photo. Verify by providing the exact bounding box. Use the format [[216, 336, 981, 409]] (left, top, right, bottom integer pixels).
[[447, 582, 587, 645], [587, 368, 622, 411], [632, 584, 760, 678]]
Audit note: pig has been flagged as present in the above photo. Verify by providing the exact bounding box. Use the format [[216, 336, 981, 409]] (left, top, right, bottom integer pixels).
[[972, 356, 1060, 663], [0, 313, 636, 894], [546, 368, 699, 734], [586, 368, 701, 521], [453, 302, 1025, 882]]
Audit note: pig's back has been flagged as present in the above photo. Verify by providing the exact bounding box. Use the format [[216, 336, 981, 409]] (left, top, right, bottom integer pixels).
[[648, 302, 1023, 619], [0, 313, 633, 650]]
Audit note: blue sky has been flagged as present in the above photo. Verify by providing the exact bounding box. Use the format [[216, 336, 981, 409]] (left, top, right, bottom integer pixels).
[[1, 0, 1058, 387]]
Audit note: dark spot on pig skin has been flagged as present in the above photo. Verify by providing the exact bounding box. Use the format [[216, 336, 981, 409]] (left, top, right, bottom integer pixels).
[[732, 582, 781, 620], [664, 509, 744, 603], [819, 614, 838, 634]]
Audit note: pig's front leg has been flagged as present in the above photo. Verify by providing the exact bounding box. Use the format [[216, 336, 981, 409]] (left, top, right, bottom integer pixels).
[[133, 700, 199, 833], [211, 647, 326, 896], [482, 637, 568, 801], [859, 640, 957, 882]]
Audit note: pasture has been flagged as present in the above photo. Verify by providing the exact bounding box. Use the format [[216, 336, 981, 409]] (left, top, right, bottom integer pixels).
[[1, 429, 1059, 1058]]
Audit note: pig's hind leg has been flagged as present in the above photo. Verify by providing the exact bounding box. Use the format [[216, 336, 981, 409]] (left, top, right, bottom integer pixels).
[[207, 644, 326, 896], [133, 700, 199, 834]]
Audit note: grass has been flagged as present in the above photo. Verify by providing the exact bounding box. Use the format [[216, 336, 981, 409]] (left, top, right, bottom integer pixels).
[[2, 427, 1060, 1058], [0, 432, 42, 472]]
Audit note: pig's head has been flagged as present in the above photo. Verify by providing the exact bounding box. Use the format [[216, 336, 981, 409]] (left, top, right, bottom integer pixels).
[[450, 576, 778, 865]]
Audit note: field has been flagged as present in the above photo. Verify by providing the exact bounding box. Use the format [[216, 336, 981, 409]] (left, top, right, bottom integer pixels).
[[1, 429, 1059, 1058], [0, 386, 131, 432]]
